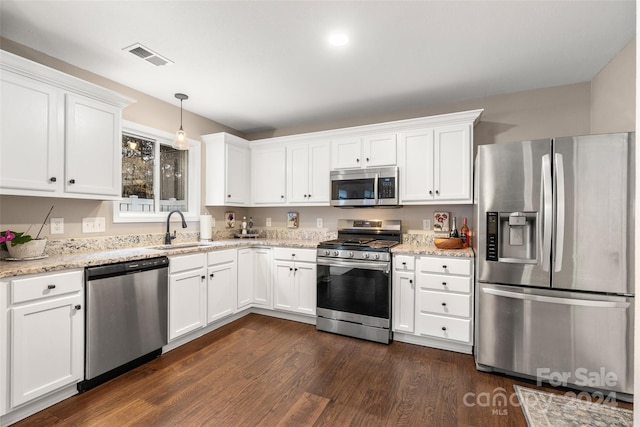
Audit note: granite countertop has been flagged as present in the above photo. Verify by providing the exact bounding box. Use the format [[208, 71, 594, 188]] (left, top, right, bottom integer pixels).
[[0, 238, 319, 279], [391, 243, 475, 258]]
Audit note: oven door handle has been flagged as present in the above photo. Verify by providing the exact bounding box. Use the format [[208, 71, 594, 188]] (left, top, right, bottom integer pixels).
[[317, 257, 390, 272]]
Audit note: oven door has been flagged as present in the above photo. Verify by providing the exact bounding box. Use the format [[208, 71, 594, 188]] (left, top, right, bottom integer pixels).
[[316, 257, 391, 328]]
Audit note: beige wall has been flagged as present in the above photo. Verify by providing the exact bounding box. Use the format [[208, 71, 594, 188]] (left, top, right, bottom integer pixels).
[[591, 38, 636, 133], [0, 35, 634, 238]]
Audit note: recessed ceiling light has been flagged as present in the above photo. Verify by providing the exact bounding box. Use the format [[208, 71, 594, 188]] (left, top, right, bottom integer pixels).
[[328, 33, 349, 47]]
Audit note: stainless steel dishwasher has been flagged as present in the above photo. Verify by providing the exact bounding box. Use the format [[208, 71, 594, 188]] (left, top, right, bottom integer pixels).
[[78, 256, 169, 392]]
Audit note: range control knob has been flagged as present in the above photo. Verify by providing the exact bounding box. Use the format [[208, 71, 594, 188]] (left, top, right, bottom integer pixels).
[[333, 251, 339, 256], [348, 251, 354, 258], [324, 250, 330, 256], [374, 253, 380, 260], [363, 253, 370, 259]]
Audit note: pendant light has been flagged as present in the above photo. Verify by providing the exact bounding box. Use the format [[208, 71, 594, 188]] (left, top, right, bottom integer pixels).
[[174, 93, 189, 150]]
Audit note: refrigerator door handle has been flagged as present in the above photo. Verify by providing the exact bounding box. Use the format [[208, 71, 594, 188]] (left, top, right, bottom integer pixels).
[[482, 287, 631, 309], [554, 153, 565, 272], [541, 154, 553, 272]]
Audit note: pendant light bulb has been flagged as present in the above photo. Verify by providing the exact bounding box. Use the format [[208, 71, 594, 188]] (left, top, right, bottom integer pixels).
[[174, 93, 189, 150]]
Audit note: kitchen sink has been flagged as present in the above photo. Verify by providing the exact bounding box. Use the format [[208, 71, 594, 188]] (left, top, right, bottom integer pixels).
[[147, 242, 217, 251]]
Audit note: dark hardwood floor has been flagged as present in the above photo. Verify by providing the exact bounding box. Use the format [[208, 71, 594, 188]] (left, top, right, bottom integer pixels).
[[14, 314, 633, 426]]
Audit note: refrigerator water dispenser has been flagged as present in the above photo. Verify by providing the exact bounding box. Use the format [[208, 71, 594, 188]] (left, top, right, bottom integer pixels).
[[486, 211, 538, 263]]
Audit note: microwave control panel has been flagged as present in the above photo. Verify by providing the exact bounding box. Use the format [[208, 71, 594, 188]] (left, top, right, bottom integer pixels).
[[378, 177, 396, 199]]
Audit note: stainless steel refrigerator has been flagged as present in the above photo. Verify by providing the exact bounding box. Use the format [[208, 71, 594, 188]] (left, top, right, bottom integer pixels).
[[474, 133, 634, 399]]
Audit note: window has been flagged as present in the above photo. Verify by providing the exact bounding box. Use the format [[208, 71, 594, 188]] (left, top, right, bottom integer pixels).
[[113, 121, 200, 223]]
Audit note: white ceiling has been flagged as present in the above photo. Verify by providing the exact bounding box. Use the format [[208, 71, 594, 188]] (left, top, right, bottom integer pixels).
[[0, 1, 635, 134]]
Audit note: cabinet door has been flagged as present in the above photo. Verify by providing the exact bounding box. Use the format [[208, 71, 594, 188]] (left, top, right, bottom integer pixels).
[[398, 129, 434, 202], [207, 261, 237, 323], [294, 262, 317, 315], [253, 248, 272, 307], [434, 124, 471, 202], [287, 144, 310, 203], [168, 268, 207, 341], [307, 142, 331, 203], [393, 270, 415, 333], [11, 294, 83, 407], [363, 133, 397, 167], [331, 137, 362, 169], [65, 94, 121, 197], [274, 261, 295, 311], [226, 143, 250, 204], [0, 73, 62, 193], [253, 146, 286, 204], [237, 248, 254, 309]]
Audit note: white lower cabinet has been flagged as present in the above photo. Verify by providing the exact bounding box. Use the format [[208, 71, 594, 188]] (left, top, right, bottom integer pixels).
[[392, 254, 474, 354], [207, 249, 237, 323], [1, 270, 84, 416], [237, 247, 273, 309], [168, 253, 207, 341], [273, 248, 316, 316]]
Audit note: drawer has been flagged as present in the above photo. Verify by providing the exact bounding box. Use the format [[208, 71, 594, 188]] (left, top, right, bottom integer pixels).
[[207, 248, 237, 266], [417, 289, 471, 318], [419, 256, 472, 276], [170, 253, 207, 274], [416, 313, 471, 343], [273, 247, 316, 263], [418, 273, 472, 293], [394, 255, 415, 271], [11, 270, 83, 304]]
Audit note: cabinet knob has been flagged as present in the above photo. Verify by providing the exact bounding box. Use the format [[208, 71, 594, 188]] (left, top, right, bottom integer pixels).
[[441, 326, 447, 331], [289, 267, 293, 271], [75, 304, 82, 310], [201, 275, 206, 280], [281, 195, 284, 199], [47, 284, 56, 289], [356, 158, 360, 163], [227, 194, 231, 198], [441, 282, 447, 286], [50, 177, 57, 183], [366, 157, 370, 162], [435, 190, 439, 195], [210, 273, 214, 278], [292, 253, 296, 257], [409, 280, 413, 284], [308, 194, 311, 197], [294, 268, 298, 272], [429, 190, 433, 195], [69, 179, 76, 184]]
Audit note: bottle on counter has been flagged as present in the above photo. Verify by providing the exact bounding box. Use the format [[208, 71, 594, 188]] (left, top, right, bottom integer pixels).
[[248, 216, 254, 233], [241, 216, 247, 235], [460, 217, 470, 248], [449, 217, 459, 238]]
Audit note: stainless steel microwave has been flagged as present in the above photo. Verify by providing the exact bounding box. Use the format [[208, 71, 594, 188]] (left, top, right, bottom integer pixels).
[[330, 166, 399, 207]]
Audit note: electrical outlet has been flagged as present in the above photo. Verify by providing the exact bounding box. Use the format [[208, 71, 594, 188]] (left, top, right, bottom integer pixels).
[[211, 218, 216, 228], [50, 218, 64, 235], [82, 217, 106, 233], [316, 218, 323, 228], [423, 219, 431, 230], [266, 218, 272, 227]]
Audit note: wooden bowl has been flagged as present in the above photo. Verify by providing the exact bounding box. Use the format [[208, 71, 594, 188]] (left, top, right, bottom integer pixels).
[[434, 237, 462, 249]]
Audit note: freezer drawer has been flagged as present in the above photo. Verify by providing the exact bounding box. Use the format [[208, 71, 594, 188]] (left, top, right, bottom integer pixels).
[[475, 283, 634, 395]]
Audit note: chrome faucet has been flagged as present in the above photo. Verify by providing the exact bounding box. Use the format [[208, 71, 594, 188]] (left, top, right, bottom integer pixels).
[[165, 210, 188, 244]]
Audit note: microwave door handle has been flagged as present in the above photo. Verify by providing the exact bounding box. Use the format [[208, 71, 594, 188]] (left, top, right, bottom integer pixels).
[[541, 154, 552, 272], [373, 173, 379, 205], [554, 153, 565, 272]]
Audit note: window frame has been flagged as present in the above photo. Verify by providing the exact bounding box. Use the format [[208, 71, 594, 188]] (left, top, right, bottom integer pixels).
[[113, 120, 201, 223]]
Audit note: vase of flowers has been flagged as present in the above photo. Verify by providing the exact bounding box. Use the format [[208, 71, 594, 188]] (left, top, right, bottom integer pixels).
[[1, 230, 47, 259]]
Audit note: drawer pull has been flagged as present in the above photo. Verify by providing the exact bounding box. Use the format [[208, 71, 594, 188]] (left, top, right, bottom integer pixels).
[[442, 265, 447, 269], [47, 284, 56, 289], [402, 262, 407, 265], [75, 304, 82, 310], [441, 326, 447, 331], [442, 282, 447, 286], [441, 302, 447, 306]]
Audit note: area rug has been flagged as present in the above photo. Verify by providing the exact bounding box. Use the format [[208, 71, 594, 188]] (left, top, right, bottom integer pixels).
[[514, 385, 633, 427]]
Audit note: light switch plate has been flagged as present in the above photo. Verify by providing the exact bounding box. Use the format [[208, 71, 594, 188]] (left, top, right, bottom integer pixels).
[[423, 219, 431, 230], [317, 218, 323, 228], [82, 217, 106, 233], [266, 218, 272, 227], [50, 218, 64, 234]]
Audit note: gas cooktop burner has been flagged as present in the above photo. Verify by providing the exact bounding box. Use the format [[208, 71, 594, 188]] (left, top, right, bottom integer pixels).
[[317, 239, 399, 251]]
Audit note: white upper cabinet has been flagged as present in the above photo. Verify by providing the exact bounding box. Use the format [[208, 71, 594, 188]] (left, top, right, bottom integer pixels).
[[331, 133, 396, 169], [287, 140, 330, 204], [203, 132, 250, 206], [252, 145, 287, 205], [398, 119, 476, 204], [0, 50, 132, 200]]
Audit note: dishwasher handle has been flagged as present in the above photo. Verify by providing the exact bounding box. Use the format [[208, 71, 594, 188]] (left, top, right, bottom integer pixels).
[[86, 257, 169, 280]]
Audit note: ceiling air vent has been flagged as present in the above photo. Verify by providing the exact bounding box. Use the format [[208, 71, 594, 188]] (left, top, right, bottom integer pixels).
[[123, 43, 174, 67]]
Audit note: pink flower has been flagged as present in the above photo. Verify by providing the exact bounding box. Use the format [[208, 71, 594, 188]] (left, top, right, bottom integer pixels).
[[0, 230, 15, 243]]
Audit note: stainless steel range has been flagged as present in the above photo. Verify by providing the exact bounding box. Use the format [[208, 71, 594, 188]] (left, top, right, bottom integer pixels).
[[316, 219, 401, 344]]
